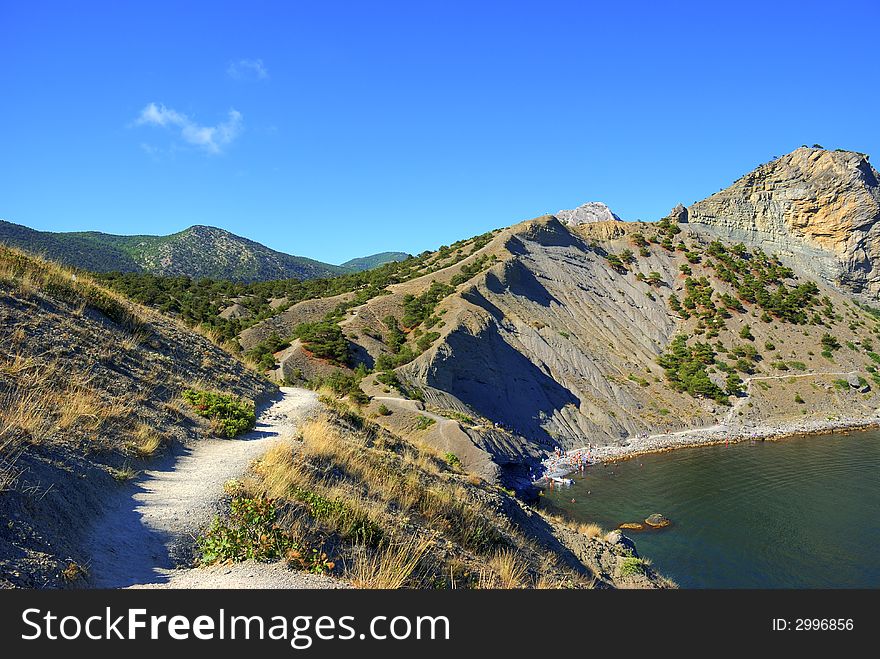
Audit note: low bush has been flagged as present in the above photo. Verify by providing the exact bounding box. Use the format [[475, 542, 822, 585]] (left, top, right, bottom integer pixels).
[[199, 497, 294, 563], [182, 389, 255, 437]]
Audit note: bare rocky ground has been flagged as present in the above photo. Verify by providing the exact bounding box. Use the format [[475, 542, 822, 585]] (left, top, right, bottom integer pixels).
[[85, 387, 334, 589], [131, 561, 350, 589]]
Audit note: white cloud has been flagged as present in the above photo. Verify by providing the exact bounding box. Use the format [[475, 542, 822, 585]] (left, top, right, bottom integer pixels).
[[227, 58, 268, 81], [134, 103, 242, 154]]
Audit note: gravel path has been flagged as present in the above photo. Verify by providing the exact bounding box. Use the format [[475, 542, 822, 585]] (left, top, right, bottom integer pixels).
[[85, 387, 336, 589]]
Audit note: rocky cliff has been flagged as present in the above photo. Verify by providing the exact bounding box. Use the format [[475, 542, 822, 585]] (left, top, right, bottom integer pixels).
[[255, 210, 880, 488], [687, 147, 880, 298], [556, 201, 621, 225]]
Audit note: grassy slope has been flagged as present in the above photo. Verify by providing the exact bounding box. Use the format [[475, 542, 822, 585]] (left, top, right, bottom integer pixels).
[[0, 244, 274, 587], [214, 397, 669, 588]]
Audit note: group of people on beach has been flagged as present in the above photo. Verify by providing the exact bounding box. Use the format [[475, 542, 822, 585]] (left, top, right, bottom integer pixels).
[[536, 443, 595, 483]]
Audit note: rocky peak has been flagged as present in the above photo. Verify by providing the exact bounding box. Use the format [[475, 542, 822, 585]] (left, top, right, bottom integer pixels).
[[555, 201, 621, 226], [663, 203, 688, 224], [687, 147, 880, 297]]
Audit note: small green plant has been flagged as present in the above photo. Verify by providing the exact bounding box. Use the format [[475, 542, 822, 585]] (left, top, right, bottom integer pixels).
[[199, 497, 294, 564], [619, 556, 646, 576], [821, 333, 841, 352], [183, 389, 256, 437], [110, 464, 138, 482], [833, 379, 850, 391], [415, 415, 436, 430], [437, 409, 475, 425], [377, 404, 392, 416], [794, 394, 805, 404], [628, 374, 649, 387], [290, 487, 382, 545], [445, 452, 462, 469]]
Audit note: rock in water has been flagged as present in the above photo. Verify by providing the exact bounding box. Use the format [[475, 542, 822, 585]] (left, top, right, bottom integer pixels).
[[556, 202, 621, 226], [605, 530, 638, 556], [619, 522, 645, 531], [644, 513, 671, 528]]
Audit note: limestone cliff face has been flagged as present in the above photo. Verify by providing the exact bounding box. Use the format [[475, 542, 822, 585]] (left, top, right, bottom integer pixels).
[[687, 147, 880, 297]]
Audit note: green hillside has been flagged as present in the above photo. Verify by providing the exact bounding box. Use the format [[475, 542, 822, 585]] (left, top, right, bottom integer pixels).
[[0, 219, 406, 282], [339, 251, 410, 272]]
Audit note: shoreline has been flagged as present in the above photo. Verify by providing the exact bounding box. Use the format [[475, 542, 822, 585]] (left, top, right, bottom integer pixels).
[[538, 415, 880, 482]]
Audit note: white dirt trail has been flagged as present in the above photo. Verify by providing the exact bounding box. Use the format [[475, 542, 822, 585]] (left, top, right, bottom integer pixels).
[[85, 386, 343, 589]]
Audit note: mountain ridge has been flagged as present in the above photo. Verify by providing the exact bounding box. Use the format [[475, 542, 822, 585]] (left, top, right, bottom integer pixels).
[[0, 219, 409, 282]]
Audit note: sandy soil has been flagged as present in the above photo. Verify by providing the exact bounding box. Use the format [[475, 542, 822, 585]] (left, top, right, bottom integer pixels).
[[84, 387, 339, 589]]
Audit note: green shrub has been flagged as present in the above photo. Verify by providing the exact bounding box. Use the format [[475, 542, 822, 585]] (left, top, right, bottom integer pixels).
[[450, 254, 493, 286], [199, 497, 294, 564], [246, 332, 290, 369], [619, 556, 646, 576], [821, 333, 841, 351], [183, 389, 255, 437], [444, 452, 462, 469], [415, 415, 436, 430], [657, 334, 728, 403], [402, 281, 454, 328], [290, 487, 383, 546], [833, 379, 850, 391], [416, 331, 440, 352], [377, 404, 392, 416], [726, 373, 744, 396], [794, 394, 805, 404], [294, 320, 350, 365]]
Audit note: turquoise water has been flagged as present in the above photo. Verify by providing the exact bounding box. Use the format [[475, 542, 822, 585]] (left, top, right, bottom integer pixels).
[[543, 431, 880, 588]]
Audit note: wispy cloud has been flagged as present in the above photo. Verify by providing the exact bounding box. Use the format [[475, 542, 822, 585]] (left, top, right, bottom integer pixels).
[[134, 103, 242, 154], [227, 58, 268, 81]]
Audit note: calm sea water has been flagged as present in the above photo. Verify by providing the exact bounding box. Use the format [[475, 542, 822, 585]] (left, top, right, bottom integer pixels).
[[543, 431, 880, 588]]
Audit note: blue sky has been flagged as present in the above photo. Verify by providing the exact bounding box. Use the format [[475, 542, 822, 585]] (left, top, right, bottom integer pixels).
[[2, 1, 879, 264]]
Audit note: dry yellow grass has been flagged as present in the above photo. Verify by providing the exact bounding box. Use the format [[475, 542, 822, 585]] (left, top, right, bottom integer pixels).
[[56, 386, 105, 431], [242, 409, 605, 590], [0, 244, 146, 333], [0, 433, 23, 491], [130, 424, 163, 457], [347, 535, 432, 589], [486, 548, 529, 589], [576, 522, 605, 539], [110, 464, 138, 481]]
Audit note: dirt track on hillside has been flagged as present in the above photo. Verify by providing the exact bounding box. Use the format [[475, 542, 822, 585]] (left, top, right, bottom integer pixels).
[[85, 387, 344, 589]]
